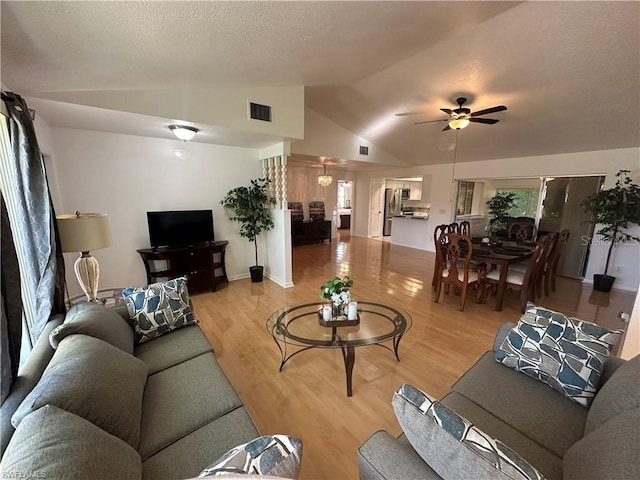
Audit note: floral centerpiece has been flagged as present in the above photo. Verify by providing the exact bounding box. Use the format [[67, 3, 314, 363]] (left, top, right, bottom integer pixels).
[[319, 276, 353, 318]]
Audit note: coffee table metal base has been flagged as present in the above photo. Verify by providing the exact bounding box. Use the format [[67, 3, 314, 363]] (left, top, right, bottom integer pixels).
[[272, 335, 405, 397]]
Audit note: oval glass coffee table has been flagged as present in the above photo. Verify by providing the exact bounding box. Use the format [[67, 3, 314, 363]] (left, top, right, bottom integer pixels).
[[266, 301, 412, 397]]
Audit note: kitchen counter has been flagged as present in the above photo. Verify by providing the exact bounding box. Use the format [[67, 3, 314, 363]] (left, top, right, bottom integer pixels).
[[390, 215, 430, 250]]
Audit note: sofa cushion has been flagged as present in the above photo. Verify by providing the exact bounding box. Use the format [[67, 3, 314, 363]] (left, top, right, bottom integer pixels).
[[138, 352, 244, 460], [441, 391, 562, 480], [585, 355, 640, 434], [357, 430, 444, 480], [134, 324, 213, 375], [451, 352, 587, 457], [1, 315, 63, 457], [12, 335, 147, 448], [496, 303, 622, 407], [0, 405, 141, 480], [49, 302, 134, 354], [141, 407, 260, 480], [198, 435, 302, 479], [392, 384, 546, 480], [563, 407, 640, 480], [123, 276, 196, 344]]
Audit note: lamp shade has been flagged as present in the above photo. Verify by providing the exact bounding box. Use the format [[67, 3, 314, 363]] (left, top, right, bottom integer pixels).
[[56, 212, 112, 253], [448, 117, 470, 130]]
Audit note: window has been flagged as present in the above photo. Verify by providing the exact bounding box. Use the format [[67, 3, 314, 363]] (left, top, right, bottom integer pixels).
[[456, 181, 474, 215], [496, 188, 540, 218]]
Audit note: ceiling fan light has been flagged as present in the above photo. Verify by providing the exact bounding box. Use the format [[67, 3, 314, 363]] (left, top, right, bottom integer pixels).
[[448, 118, 470, 130], [169, 125, 199, 141]]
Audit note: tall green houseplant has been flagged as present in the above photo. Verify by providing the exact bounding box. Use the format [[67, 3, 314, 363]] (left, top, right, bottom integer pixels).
[[581, 170, 640, 292], [486, 192, 517, 240], [221, 178, 276, 282]]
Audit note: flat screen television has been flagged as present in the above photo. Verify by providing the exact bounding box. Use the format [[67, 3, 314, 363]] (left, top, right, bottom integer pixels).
[[147, 210, 214, 248]]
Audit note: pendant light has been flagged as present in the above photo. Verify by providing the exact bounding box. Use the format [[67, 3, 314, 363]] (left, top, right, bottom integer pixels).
[[318, 165, 332, 187]]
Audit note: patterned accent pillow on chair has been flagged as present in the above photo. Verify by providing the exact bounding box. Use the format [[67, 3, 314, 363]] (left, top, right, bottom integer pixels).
[[393, 384, 546, 480], [287, 202, 304, 222], [308, 201, 325, 221], [496, 302, 623, 407], [122, 276, 196, 344], [198, 435, 303, 479]]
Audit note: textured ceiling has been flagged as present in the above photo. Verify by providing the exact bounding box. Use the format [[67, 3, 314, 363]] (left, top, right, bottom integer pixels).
[[2, 1, 639, 167]]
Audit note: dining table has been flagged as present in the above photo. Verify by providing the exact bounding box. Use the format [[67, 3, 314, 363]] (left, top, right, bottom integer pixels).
[[470, 239, 535, 312]]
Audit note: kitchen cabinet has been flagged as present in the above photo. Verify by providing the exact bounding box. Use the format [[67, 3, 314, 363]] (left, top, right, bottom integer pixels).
[[409, 181, 422, 200]]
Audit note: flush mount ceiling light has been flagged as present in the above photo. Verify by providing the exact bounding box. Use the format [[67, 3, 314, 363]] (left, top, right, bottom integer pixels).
[[318, 165, 332, 187], [169, 125, 199, 141]]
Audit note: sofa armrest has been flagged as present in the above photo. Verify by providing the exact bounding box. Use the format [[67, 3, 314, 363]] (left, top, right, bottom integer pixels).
[[358, 430, 442, 480], [492, 322, 515, 352]]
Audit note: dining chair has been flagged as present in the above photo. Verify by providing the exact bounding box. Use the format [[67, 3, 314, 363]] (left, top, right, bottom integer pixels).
[[546, 229, 570, 294], [535, 232, 558, 297], [448, 222, 460, 234], [431, 224, 450, 291], [433, 233, 486, 312], [481, 234, 549, 313], [459, 220, 471, 238], [508, 221, 538, 241]]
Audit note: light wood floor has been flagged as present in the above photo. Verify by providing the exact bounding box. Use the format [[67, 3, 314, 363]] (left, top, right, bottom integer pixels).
[[192, 231, 635, 480]]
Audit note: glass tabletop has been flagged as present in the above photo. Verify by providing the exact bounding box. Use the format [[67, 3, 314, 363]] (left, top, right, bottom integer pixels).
[[266, 301, 412, 348]]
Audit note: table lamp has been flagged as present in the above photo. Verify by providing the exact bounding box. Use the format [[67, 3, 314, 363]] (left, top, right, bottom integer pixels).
[[56, 211, 112, 302]]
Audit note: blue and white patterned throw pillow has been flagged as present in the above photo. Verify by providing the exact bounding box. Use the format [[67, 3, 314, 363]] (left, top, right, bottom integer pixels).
[[393, 384, 546, 480], [496, 302, 623, 407], [122, 277, 196, 344], [198, 435, 303, 478]]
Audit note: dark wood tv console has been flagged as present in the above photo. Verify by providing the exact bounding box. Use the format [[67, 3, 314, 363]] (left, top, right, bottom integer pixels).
[[137, 241, 228, 292], [291, 220, 331, 247]]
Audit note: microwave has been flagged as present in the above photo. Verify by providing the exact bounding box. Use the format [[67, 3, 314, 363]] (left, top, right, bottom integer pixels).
[[400, 188, 410, 200]]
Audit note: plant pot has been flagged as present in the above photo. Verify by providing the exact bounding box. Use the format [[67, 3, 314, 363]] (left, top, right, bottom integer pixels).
[[250, 265, 264, 283], [593, 274, 615, 293]]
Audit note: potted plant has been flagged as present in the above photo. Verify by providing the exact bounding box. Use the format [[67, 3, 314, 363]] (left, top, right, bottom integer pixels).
[[581, 170, 640, 292], [485, 192, 517, 243], [221, 178, 276, 282], [319, 276, 354, 318]]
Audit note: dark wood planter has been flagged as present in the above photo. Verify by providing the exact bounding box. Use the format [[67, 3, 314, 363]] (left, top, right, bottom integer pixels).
[[593, 274, 615, 293]]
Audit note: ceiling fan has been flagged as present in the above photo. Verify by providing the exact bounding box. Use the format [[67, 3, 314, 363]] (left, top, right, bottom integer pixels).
[[397, 97, 507, 131]]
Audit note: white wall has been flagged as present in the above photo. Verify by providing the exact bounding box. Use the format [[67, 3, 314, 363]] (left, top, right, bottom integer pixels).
[[264, 209, 293, 288], [33, 86, 305, 140], [353, 148, 640, 292], [620, 288, 640, 360], [49, 127, 265, 296]]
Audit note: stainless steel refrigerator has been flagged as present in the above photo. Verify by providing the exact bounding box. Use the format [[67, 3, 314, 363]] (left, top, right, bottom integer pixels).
[[383, 188, 402, 236]]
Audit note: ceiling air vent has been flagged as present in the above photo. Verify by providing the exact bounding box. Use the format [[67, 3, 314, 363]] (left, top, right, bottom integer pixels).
[[249, 102, 272, 122], [359, 146, 369, 155]]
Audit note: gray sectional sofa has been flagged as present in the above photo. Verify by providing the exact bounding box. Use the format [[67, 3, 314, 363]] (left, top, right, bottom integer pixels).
[[0, 302, 260, 479], [358, 322, 640, 480]]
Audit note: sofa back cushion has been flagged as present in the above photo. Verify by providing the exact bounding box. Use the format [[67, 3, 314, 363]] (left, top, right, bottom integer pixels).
[[49, 302, 134, 354], [585, 354, 640, 435], [12, 335, 147, 448], [1, 405, 142, 480], [563, 406, 639, 480]]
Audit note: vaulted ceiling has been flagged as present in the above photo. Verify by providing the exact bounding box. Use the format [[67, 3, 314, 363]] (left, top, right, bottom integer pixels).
[[2, 1, 639, 168]]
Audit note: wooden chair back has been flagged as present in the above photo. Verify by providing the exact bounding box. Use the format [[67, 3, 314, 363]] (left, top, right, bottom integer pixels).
[[508, 221, 538, 241], [448, 222, 460, 234], [459, 220, 471, 238], [434, 233, 483, 311], [536, 232, 558, 297], [432, 224, 450, 290], [547, 229, 570, 293]]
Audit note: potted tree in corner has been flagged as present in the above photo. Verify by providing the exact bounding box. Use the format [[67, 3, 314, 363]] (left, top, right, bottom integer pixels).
[[221, 178, 276, 283], [581, 170, 640, 292]]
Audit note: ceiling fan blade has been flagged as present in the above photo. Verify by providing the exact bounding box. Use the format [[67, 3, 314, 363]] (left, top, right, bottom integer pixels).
[[469, 117, 499, 124], [470, 105, 507, 117], [395, 111, 429, 117], [440, 108, 453, 114], [442, 124, 451, 131], [414, 119, 448, 125]]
